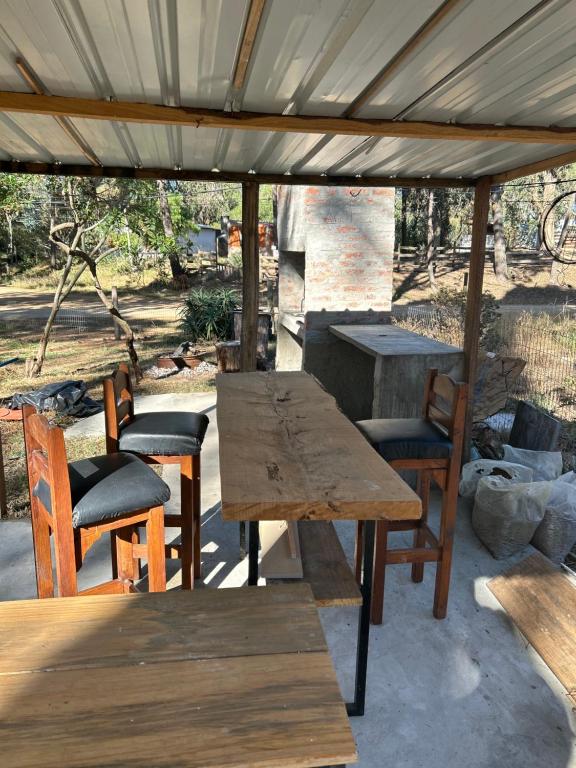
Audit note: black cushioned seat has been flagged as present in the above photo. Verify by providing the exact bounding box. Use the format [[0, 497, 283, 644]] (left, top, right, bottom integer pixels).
[[118, 411, 209, 456], [34, 452, 171, 528], [356, 418, 453, 462]]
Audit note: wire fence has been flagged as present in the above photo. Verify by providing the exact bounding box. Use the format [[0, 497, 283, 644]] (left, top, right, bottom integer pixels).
[[394, 304, 576, 424]]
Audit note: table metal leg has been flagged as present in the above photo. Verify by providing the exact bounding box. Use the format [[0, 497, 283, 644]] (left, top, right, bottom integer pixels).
[[248, 521, 259, 586], [346, 519, 375, 718], [239, 521, 247, 559]]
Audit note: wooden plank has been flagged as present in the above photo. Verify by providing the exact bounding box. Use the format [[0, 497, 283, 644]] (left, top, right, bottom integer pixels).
[[0, 585, 326, 675], [260, 520, 304, 579], [217, 371, 421, 521], [241, 182, 259, 372], [0, 159, 473, 188], [232, 0, 267, 89], [491, 148, 576, 185], [14, 57, 101, 166], [0, 652, 357, 768], [488, 552, 576, 706], [1, 91, 576, 145], [346, 0, 462, 116], [297, 521, 362, 607]]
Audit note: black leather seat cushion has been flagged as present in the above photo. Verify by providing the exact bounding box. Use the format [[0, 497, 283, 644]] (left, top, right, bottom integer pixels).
[[34, 452, 171, 528], [356, 418, 452, 462], [118, 411, 209, 456]]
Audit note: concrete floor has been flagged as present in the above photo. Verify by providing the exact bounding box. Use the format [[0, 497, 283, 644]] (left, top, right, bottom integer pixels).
[[1, 392, 575, 767]]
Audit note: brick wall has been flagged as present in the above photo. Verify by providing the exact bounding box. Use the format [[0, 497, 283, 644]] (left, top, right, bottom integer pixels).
[[277, 185, 395, 313], [303, 186, 394, 312]]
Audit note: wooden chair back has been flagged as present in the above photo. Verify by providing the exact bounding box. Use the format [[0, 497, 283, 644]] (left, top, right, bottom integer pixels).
[[22, 405, 77, 595], [422, 368, 468, 462], [103, 362, 134, 452]]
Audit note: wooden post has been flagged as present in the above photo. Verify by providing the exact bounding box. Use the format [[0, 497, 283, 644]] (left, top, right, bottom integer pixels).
[[462, 176, 491, 457], [112, 286, 121, 340], [240, 182, 259, 372]]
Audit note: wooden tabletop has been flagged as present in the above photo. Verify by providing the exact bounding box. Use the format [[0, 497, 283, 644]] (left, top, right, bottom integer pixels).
[[0, 584, 356, 768], [217, 371, 421, 522], [329, 324, 462, 358]]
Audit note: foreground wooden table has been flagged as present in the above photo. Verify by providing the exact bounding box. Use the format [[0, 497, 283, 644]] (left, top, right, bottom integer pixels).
[[0, 585, 356, 768], [217, 371, 421, 716]]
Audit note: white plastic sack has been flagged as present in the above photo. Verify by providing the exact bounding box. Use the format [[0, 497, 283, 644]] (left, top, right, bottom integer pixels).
[[502, 444, 563, 481], [532, 476, 576, 564], [472, 476, 550, 559], [459, 460, 533, 499], [556, 470, 576, 487]]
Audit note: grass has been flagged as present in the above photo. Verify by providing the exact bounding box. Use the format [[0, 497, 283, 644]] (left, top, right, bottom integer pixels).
[[3, 257, 166, 293], [0, 320, 216, 519]]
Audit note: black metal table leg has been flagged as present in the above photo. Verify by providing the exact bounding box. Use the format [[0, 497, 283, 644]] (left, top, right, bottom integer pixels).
[[248, 521, 259, 586], [346, 519, 375, 717]]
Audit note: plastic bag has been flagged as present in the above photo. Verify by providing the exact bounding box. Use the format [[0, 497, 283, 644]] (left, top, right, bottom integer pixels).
[[502, 444, 563, 481], [459, 460, 533, 498], [8, 380, 101, 417], [532, 477, 576, 564], [472, 476, 550, 559]]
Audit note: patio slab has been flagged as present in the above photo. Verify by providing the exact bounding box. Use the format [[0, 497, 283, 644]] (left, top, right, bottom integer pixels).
[[1, 392, 574, 767]]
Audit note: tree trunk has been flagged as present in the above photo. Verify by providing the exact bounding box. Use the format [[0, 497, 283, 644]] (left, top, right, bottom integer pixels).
[[490, 187, 509, 282], [79, 252, 143, 381], [425, 189, 437, 288], [30, 252, 75, 377], [5, 214, 14, 264], [156, 179, 185, 278], [400, 188, 408, 248]]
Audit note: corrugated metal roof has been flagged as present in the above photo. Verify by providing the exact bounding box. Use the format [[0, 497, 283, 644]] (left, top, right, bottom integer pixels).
[[0, 0, 574, 180]]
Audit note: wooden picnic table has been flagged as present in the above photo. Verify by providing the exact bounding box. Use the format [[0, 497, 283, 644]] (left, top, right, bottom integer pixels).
[[217, 371, 421, 716], [0, 584, 356, 768]]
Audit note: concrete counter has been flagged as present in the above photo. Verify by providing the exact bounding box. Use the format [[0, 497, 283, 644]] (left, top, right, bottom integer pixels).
[[326, 324, 464, 420]]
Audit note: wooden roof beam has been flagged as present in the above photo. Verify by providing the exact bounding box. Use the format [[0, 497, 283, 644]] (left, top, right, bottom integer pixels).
[[345, 0, 463, 117], [1, 91, 576, 145], [232, 0, 267, 90], [491, 148, 576, 185], [14, 59, 101, 167], [0, 159, 474, 188]]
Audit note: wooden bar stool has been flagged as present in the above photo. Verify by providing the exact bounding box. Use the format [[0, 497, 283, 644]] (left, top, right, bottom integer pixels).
[[104, 363, 209, 588], [355, 369, 468, 624], [23, 405, 169, 598]]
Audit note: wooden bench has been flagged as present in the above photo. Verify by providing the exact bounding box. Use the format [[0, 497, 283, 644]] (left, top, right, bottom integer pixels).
[[272, 521, 362, 607]]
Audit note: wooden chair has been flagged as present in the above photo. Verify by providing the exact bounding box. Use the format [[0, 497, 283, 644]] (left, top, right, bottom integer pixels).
[[103, 363, 209, 588], [23, 405, 169, 598], [355, 369, 468, 624]]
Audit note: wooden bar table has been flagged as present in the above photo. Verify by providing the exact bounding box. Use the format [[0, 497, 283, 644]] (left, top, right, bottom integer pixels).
[[0, 584, 356, 768], [217, 371, 421, 716]]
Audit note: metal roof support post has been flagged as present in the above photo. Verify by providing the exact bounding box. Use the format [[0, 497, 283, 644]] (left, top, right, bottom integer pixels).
[[240, 181, 260, 372], [462, 176, 491, 459]]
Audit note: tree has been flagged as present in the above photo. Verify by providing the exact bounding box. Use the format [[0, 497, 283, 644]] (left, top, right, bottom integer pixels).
[[30, 178, 142, 378], [490, 186, 509, 282], [425, 189, 441, 288]]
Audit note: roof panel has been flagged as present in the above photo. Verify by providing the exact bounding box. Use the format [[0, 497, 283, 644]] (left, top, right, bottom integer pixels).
[[0, 0, 574, 180]]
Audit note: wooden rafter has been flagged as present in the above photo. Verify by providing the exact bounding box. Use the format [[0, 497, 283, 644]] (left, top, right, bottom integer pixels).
[[0, 160, 474, 188], [491, 148, 576, 185], [1, 91, 576, 145], [232, 0, 266, 90], [14, 59, 101, 167], [345, 0, 462, 117]]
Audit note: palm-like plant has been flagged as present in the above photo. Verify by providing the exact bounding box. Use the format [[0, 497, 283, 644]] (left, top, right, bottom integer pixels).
[[178, 287, 239, 342]]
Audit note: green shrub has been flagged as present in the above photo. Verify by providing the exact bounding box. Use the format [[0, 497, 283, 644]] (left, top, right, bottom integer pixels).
[[178, 287, 239, 342]]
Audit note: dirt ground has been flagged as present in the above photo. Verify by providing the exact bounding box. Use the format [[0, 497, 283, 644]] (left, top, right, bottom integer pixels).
[[393, 249, 576, 306]]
